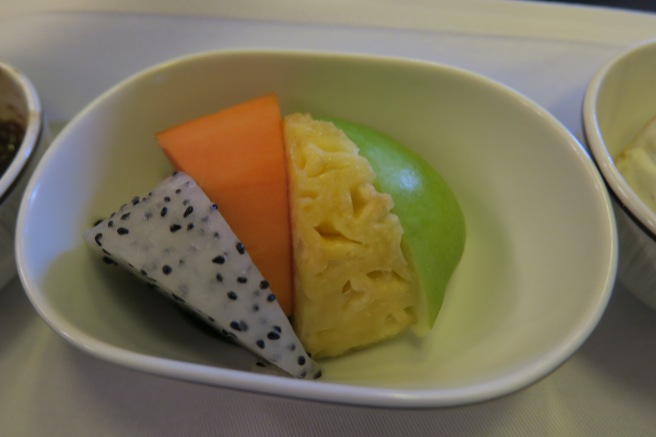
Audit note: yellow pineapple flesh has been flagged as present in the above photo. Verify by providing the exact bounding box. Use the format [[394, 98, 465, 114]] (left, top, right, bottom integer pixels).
[[283, 113, 417, 358]]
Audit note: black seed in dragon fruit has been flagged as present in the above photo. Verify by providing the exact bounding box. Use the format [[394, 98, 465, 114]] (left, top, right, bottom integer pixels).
[[84, 171, 321, 379]]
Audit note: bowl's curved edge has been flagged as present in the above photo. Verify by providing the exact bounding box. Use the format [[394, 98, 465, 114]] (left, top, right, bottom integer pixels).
[[582, 38, 656, 242], [0, 61, 43, 201]]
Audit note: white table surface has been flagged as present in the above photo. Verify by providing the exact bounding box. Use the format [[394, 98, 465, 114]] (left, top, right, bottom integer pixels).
[[2, 1, 656, 435]]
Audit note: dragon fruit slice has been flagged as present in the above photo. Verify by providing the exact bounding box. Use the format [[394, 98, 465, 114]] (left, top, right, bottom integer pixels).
[[84, 171, 321, 379]]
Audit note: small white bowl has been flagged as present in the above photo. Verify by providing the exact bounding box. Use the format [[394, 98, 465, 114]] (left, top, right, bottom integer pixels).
[[16, 50, 616, 407], [583, 39, 656, 310], [0, 61, 43, 290]]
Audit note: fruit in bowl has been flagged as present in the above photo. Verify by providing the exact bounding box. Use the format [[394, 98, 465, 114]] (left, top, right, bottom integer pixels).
[[84, 93, 466, 376], [615, 115, 656, 214], [16, 50, 616, 407]]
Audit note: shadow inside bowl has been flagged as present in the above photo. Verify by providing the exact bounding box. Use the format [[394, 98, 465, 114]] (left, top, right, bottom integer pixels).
[[43, 243, 264, 371]]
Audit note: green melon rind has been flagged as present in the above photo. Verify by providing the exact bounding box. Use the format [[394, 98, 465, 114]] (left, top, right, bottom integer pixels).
[[325, 118, 466, 334]]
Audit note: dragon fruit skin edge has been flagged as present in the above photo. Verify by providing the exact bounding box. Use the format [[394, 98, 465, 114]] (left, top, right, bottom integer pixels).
[[83, 171, 321, 380]]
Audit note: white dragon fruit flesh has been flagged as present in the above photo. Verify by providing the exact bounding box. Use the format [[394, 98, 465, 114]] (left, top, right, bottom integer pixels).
[[84, 171, 321, 379]]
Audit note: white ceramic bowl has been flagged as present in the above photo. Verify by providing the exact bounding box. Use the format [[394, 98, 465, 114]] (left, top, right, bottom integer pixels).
[[0, 61, 43, 290], [583, 39, 656, 310], [16, 50, 616, 408]]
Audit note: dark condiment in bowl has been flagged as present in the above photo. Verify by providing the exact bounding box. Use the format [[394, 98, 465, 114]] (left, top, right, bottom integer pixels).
[[0, 119, 24, 176]]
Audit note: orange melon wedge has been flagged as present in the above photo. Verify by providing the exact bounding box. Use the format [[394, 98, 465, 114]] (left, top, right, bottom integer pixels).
[[156, 93, 293, 315]]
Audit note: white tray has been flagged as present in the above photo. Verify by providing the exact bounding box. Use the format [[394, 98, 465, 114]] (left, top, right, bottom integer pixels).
[[2, 2, 656, 436]]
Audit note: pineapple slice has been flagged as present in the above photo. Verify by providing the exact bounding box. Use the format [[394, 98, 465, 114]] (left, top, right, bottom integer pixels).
[[284, 113, 417, 358]]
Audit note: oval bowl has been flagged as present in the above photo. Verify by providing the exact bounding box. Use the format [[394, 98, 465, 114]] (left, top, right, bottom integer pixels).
[[16, 50, 616, 408], [583, 38, 656, 310], [0, 60, 43, 290]]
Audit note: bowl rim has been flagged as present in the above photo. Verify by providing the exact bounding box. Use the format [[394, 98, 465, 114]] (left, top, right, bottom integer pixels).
[[0, 60, 43, 202], [582, 38, 656, 242], [16, 48, 618, 408]]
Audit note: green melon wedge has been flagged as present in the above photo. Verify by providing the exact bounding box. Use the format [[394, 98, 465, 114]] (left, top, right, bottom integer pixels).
[[326, 118, 466, 335]]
